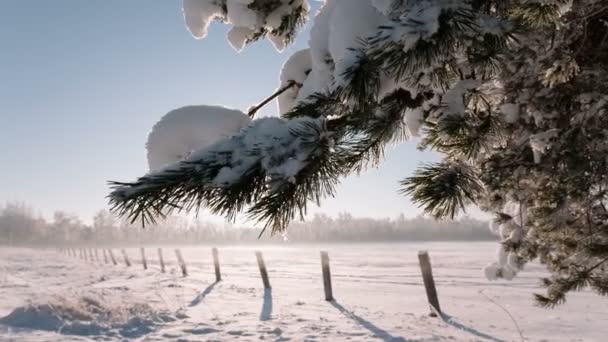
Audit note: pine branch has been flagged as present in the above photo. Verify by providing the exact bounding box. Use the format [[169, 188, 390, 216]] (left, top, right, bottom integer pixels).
[[108, 117, 336, 233], [400, 161, 483, 219]]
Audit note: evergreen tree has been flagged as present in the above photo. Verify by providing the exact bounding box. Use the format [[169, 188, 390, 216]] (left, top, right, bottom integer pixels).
[[108, 0, 608, 305]]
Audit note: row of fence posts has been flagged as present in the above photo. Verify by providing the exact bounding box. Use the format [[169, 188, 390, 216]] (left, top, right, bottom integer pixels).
[[59, 247, 442, 316], [62, 247, 188, 277]]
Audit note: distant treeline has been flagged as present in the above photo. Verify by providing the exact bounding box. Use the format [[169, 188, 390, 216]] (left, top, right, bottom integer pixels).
[[0, 202, 496, 246]]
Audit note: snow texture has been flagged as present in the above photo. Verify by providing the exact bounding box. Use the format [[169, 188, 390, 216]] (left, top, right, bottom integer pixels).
[[1, 244, 606, 342], [202, 116, 324, 188], [146, 105, 251, 172]]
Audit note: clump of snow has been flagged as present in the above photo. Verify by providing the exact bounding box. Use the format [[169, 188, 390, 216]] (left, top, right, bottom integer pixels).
[[183, 0, 225, 39], [227, 26, 255, 51], [509, 227, 524, 243], [277, 49, 312, 114], [483, 262, 518, 281], [478, 15, 509, 35], [226, 0, 257, 30], [0, 294, 179, 339], [441, 80, 482, 116], [529, 129, 560, 164], [499, 103, 519, 123], [496, 245, 508, 267], [483, 200, 529, 282], [488, 219, 500, 235], [287, 0, 387, 112], [370, 0, 394, 15], [507, 253, 521, 270], [183, 0, 310, 52], [146, 105, 252, 172], [483, 263, 501, 280], [404, 108, 424, 136]]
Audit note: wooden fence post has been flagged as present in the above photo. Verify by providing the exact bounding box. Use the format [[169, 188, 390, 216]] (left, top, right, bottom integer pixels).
[[418, 250, 441, 316], [212, 247, 221, 282], [320, 251, 334, 301], [108, 249, 117, 266], [140, 247, 147, 270], [102, 249, 108, 264], [121, 249, 131, 267], [94, 248, 99, 261], [88, 249, 94, 262], [158, 248, 165, 273], [255, 251, 271, 289], [175, 249, 188, 277]]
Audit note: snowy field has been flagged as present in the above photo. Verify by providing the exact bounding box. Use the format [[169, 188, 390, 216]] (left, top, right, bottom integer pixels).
[[0, 242, 605, 341]]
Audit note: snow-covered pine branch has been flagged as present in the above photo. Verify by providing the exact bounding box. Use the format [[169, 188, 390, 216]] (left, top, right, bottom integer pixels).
[[109, 0, 608, 305], [110, 115, 337, 230]]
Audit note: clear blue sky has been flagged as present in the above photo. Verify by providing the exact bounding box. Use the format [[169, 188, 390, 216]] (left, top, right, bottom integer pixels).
[[0, 1, 453, 224]]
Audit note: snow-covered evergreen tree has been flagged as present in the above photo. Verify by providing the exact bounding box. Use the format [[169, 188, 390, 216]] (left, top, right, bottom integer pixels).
[[108, 0, 608, 305]]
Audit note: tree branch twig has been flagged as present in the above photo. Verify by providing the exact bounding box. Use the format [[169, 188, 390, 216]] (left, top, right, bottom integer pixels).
[[248, 81, 298, 118]]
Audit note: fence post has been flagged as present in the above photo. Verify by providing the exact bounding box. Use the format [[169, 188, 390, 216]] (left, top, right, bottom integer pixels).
[[88, 249, 95, 262], [175, 249, 188, 277], [102, 249, 108, 264], [140, 247, 148, 270], [94, 248, 99, 261], [212, 247, 221, 282], [121, 249, 131, 267], [418, 250, 441, 316], [255, 251, 271, 289], [108, 249, 117, 266], [158, 248, 165, 273], [320, 251, 334, 301]]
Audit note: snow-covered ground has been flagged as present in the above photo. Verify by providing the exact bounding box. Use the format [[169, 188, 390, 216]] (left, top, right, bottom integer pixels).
[[0, 243, 605, 341]]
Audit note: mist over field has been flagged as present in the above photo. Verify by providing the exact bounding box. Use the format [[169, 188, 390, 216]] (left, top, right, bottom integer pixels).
[[0, 202, 494, 247]]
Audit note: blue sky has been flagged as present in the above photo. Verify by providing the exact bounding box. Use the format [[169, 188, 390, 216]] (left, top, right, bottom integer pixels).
[[0, 1, 448, 224]]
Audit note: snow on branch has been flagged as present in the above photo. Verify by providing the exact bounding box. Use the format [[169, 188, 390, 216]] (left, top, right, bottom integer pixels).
[[183, 0, 310, 51], [109, 116, 335, 230]]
